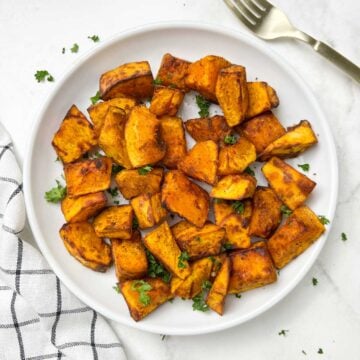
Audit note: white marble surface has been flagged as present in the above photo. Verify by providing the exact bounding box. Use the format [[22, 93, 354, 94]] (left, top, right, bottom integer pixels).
[[1, 0, 360, 358]]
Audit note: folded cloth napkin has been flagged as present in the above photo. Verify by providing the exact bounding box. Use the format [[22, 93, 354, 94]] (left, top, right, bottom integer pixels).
[[0, 123, 127, 360]]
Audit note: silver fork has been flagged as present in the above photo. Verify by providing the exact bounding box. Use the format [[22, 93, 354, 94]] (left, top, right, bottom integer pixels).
[[224, 0, 360, 83]]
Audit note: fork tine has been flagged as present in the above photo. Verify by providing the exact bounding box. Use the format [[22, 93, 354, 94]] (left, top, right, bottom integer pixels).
[[242, 0, 265, 14], [233, 0, 259, 23], [253, 0, 273, 11], [223, 0, 256, 29]]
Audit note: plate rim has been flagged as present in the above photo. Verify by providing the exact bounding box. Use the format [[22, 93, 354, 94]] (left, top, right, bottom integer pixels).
[[23, 21, 339, 335]]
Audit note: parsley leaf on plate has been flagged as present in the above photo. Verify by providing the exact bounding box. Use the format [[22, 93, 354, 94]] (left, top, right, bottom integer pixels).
[[196, 95, 210, 117]]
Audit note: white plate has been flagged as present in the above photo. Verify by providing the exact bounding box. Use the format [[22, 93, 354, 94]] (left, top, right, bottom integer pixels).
[[23, 22, 338, 335]]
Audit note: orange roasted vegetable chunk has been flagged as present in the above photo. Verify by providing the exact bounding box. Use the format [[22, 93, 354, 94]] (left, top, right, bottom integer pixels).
[[178, 140, 218, 185], [228, 242, 277, 294], [64, 157, 112, 197], [248, 187, 282, 238], [206, 257, 230, 315], [267, 205, 325, 269], [52, 105, 97, 164], [61, 192, 107, 223], [125, 106, 165, 167], [216, 65, 248, 127], [161, 170, 210, 228], [156, 53, 191, 90], [160, 116, 187, 169], [149, 86, 185, 116], [120, 278, 173, 321], [262, 157, 316, 210], [111, 230, 148, 282], [60, 222, 112, 272], [99, 61, 154, 100], [185, 55, 231, 102], [144, 221, 191, 279], [98, 106, 132, 168], [93, 205, 133, 239], [115, 168, 163, 199]]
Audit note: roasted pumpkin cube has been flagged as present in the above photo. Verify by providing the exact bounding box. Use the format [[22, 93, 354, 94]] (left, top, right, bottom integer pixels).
[[228, 241, 277, 294], [246, 82, 279, 119], [160, 116, 187, 169], [149, 86, 185, 116], [52, 105, 97, 164], [60, 222, 112, 272], [259, 120, 318, 161], [161, 170, 210, 228], [125, 106, 165, 167], [216, 65, 248, 127], [171, 221, 225, 259], [93, 205, 133, 239], [210, 174, 256, 200], [111, 230, 148, 282], [61, 192, 107, 223], [64, 157, 112, 197], [184, 115, 231, 143], [218, 137, 256, 176], [262, 157, 316, 210], [144, 221, 191, 279], [98, 106, 132, 168], [131, 193, 167, 229], [268, 205, 325, 269], [115, 168, 163, 199], [178, 140, 218, 185], [185, 55, 231, 101], [171, 257, 213, 299], [214, 200, 252, 249], [206, 256, 230, 315], [99, 61, 154, 100], [248, 187, 282, 238], [237, 111, 286, 154], [120, 278, 172, 321], [156, 53, 191, 90], [87, 97, 137, 136]]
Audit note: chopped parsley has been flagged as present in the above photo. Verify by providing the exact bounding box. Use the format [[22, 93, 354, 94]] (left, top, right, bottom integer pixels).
[[34, 70, 54, 83], [318, 348, 323, 354], [221, 243, 233, 252], [235, 293, 242, 298], [224, 134, 237, 145], [131, 280, 152, 306], [153, 78, 163, 85], [107, 187, 118, 197], [70, 43, 79, 53], [302, 350, 307, 355], [44, 180, 67, 203], [209, 256, 221, 272], [244, 167, 255, 176], [178, 251, 190, 269], [132, 217, 139, 230], [280, 205, 292, 217], [195, 95, 210, 117], [161, 334, 166, 341], [192, 280, 212, 312], [298, 163, 310, 172], [90, 90, 101, 104], [112, 284, 120, 293], [146, 249, 171, 283], [88, 35, 100, 42], [113, 200, 120, 205], [341, 232, 347, 241], [232, 201, 244, 214], [111, 164, 123, 175], [62, 47, 65, 54], [318, 215, 330, 225], [55, 156, 60, 162], [138, 165, 153, 175], [312, 277, 318, 286], [278, 329, 289, 336]]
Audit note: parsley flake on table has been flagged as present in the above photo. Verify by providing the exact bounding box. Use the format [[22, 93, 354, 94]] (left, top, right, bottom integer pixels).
[[153, 78, 162, 85], [278, 329, 289, 336], [224, 134, 237, 145], [232, 200, 244, 214], [312, 277, 318, 286], [44, 180, 66, 203], [90, 90, 101, 105], [62, 47, 65, 54], [280, 205, 292, 217], [88, 35, 100, 42], [195, 95, 210, 117], [178, 251, 190, 268], [70, 43, 79, 53], [318, 348, 324, 354], [244, 166, 255, 176], [341, 232, 347, 241], [131, 280, 152, 306], [107, 187, 118, 197], [146, 249, 171, 283], [318, 215, 330, 225], [138, 165, 153, 175], [298, 163, 310, 172], [34, 70, 54, 83], [301, 350, 307, 355]]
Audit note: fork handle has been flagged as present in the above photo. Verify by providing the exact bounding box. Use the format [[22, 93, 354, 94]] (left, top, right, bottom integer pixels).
[[311, 40, 360, 83]]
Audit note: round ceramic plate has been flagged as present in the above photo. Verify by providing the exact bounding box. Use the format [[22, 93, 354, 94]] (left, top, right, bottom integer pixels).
[[23, 22, 338, 335]]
